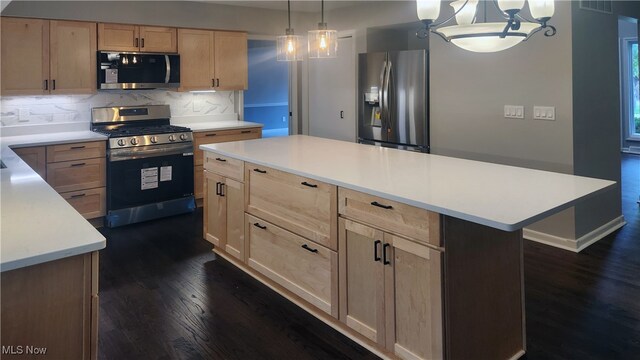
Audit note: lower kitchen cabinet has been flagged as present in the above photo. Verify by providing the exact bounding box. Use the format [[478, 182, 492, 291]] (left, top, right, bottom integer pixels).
[[339, 218, 443, 360], [246, 214, 339, 318], [1, 251, 99, 360], [12, 146, 47, 179], [203, 169, 245, 261]]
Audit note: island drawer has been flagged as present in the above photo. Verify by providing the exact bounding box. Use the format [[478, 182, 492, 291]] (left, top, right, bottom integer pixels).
[[47, 141, 106, 163], [203, 153, 244, 182], [46, 157, 107, 193], [60, 187, 106, 219], [246, 163, 337, 250], [338, 188, 441, 248], [194, 127, 261, 166], [246, 214, 338, 318]]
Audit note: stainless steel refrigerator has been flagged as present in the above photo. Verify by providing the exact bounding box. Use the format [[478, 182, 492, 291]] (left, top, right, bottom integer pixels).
[[358, 50, 429, 152]]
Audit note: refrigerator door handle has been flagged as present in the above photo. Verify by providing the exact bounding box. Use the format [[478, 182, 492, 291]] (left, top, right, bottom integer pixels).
[[383, 59, 392, 131], [378, 60, 387, 124]]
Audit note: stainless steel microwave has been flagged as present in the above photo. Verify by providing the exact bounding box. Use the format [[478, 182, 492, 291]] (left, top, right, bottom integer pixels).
[[98, 51, 180, 90]]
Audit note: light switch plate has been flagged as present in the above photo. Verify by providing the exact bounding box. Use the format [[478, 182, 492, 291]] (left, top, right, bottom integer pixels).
[[533, 106, 555, 120], [504, 105, 524, 119]]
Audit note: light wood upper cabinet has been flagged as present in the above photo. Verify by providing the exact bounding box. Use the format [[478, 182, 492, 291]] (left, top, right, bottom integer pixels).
[[214, 31, 248, 90], [1, 18, 49, 96], [339, 218, 443, 360], [49, 20, 97, 94], [0, 18, 96, 96], [98, 23, 177, 53], [97, 23, 138, 52], [178, 28, 247, 91]]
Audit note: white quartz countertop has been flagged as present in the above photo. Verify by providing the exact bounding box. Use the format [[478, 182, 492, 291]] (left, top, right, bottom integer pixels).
[[201, 135, 616, 232], [1, 131, 107, 272], [176, 120, 263, 132]]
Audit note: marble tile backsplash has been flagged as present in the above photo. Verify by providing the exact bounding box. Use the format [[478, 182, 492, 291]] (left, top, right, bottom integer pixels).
[[0, 90, 235, 127]]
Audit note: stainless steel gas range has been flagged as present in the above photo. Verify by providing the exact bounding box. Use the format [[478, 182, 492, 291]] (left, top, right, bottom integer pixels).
[[91, 105, 195, 228]]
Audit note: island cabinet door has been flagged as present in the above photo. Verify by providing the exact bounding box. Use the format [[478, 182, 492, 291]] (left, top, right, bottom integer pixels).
[[338, 218, 386, 345], [383, 233, 443, 360], [203, 170, 226, 248], [223, 178, 245, 262]]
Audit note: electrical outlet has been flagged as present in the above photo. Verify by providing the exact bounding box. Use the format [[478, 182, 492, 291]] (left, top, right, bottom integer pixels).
[[504, 105, 524, 119], [533, 106, 555, 121]]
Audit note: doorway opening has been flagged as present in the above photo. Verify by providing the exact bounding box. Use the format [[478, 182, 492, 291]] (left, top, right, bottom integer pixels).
[[620, 17, 639, 153], [244, 40, 290, 137]]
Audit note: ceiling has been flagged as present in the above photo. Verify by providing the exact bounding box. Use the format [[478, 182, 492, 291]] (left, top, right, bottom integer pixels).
[[199, 0, 364, 13]]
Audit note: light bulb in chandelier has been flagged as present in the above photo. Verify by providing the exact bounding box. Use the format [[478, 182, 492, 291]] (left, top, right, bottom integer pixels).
[[319, 35, 327, 50], [287, 39, 294, 53]]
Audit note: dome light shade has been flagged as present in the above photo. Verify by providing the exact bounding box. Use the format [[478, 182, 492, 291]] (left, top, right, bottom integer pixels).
[[439, 22, 540, 52], [277, 33, 303, 61], [529, 0, 555, 20], [416, 0, 441, 21], [497, 0, 525, 12], [451, 0, 478, 25]]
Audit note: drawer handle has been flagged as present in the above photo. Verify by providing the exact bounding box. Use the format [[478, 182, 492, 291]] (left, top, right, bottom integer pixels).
[[253, 222, 267, 230], [301, 244, 318, 253], [70, 145, 86, 150], [383, 243, 391, 265], [241, 130, 252, 134], [70, 193, 86, 198], [70, 162, 86, 167], [205, 133, 217, 137], [371, 201, 393, 210], [215, 157, 227, 162], [374, 240, 382, 262], [253, 168, 267, 174], [215, 182, 221, 196], [301, 181, 317, 188]]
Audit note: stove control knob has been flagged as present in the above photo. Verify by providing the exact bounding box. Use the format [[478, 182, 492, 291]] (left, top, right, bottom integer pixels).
[[150, 136, 158, 144], [180, 133, 188, 141], [168, 134, 176, 142], [130, 137, 139, 145], [117, 139, 126, 147]]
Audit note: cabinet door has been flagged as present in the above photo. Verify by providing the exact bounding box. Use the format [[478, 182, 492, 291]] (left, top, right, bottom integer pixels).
[[214, 31, 248, 90], [203, 170, 226, 247], [338, 218, 386, 344], [178, 29, 215, 91], [1, 18, 49, 96], [224, 178, 245, 261], [13, 146, 47, 179], [384, 233, 443, 360], [139, 26, 177, 53], [98, 23, 139, 51], [50, 20, 97, 94]]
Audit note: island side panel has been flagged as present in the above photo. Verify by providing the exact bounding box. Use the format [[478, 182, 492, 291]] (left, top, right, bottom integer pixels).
[[442, 216, 525, 360]]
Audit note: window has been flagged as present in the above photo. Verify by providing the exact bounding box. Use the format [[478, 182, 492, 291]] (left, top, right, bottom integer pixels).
[[632, 41, 639, 136]]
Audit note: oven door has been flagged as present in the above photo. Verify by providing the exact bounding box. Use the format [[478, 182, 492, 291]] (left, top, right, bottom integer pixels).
[[108, 143, 194, 211], [98, 52, 180, 89]]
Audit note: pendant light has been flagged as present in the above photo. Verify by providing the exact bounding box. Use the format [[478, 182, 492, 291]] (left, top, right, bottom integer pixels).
[[308, 0, 338, 59], [277, 0, 303, 61], [416, 0, 557, 53]]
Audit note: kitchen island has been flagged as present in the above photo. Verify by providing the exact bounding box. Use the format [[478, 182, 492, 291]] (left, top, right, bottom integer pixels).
[[200, 135, 614, 360]]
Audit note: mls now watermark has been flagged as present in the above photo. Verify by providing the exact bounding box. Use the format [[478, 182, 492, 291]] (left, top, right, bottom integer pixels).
[[2, 345, 48, 355]]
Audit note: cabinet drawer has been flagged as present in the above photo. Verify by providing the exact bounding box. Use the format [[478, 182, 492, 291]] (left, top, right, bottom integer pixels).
[[60, 187, 106, 219], [339, 188, 441, 248], [246, 214, 338, 317], [247, 163, 337, 250], [47, 157, 106, 193], [194, 164, 204, 199], [194, 127, 261, 166], [203, 153, 244, 182], [47, 141, 106, 163]]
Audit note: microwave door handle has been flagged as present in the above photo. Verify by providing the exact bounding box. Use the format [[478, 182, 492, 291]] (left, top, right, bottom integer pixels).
[[165, 55, 171, 84]]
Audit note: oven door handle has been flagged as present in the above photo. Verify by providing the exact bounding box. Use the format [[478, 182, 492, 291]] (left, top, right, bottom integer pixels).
[[109, 143, 193, 161]]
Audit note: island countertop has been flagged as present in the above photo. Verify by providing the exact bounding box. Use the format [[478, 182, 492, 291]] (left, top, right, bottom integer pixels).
[[201, 135, 615, 231], [1, 131, 107, 272]]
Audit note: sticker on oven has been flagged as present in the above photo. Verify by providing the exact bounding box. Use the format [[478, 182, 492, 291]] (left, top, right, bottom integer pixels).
[[141, 167, 159, 190], [160, 166, 172, 182], [105, 69, 118, 84]]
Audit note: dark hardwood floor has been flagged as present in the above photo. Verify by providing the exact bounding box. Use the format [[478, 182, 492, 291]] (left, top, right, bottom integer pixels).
[[98, 154, 640, 360]]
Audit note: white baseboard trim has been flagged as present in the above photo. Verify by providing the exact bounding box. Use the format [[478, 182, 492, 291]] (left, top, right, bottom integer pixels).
[[523, 216, 626, 252]]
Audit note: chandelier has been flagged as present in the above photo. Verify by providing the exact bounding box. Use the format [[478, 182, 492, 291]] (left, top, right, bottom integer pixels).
[[308, 0, 338, 58], [416, 0, 556, 53]]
